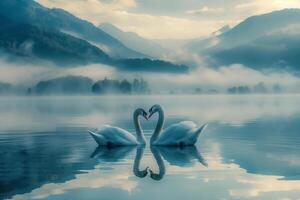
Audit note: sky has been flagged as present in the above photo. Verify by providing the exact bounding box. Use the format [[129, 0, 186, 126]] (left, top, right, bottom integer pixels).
[[37, 0, 300, 39]]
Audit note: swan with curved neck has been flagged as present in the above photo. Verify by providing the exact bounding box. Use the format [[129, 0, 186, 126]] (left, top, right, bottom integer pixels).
[[89, 108, 148, 146], [149, 104, 207, 146]]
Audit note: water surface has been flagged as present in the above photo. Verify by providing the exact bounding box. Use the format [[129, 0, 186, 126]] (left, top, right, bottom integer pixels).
[[0, 95, 300, 200]]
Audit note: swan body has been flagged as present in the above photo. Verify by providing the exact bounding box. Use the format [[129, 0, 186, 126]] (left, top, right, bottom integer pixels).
[[89, 126, 138, 146], [153, 121, 207, 146], [149, 105, 207, 146], [89, 108, 147, 146]]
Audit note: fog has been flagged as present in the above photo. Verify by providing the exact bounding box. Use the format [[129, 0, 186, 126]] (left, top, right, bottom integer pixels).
[[1, 55, 300, 94]]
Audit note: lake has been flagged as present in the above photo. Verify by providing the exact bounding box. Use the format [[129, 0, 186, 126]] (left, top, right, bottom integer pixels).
[[0, 95, 300, 200]]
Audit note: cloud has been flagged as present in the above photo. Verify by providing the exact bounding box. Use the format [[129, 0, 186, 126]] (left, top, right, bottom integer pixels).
[[235, 0, 300, 16], [186, 6, 224, 15], [38, 0, 137, 11], [37, 0, 300, 39], [36, 0, 226, 39], [62, 64, 116, 81], [10, 165, 137, 200], [0, 59, 55, 85], [130, 64, 300, 93]]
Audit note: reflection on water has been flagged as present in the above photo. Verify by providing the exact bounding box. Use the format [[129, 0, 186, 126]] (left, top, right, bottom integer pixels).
[[133, 147, 148, 178], [0, 95, 300, 200], [155, 146, 208, 167]]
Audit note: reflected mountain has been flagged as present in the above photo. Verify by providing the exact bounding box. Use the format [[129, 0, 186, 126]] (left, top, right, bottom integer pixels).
[[210, 115, 300, 180], [0, 128, 98, 200]]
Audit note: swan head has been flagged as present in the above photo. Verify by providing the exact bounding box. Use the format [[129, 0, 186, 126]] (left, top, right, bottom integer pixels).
[[135, 108, 148, 120], [149, 169, 163, 181], [148, 104, 162, 119], [135, 167, 149, 178]]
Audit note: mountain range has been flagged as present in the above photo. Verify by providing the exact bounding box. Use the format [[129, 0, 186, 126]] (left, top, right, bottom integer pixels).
[[0, 15, 109, 66], [0, 0, 188, 73], [1, 0, 300, 74], [99, 23, 168, 58], [0, 0, 144, 59], [185, 9, 300, 72]]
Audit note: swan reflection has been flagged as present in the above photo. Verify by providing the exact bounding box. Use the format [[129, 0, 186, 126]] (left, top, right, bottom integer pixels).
[[91, 146, 135, 162], [149, 146, 166, 181], [133, 147, 149, 178], [149, 146, 207, 181], [91, 145, 207, 181], [155, 146, 208, 167]]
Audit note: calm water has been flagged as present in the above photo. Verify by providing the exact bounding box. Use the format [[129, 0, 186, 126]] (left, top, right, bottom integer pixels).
[[0, 95, 300, 200]]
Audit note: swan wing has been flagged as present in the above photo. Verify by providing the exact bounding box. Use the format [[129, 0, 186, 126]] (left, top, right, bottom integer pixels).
[[89, 131, 107, 146], [94, 125, 138, 146], [154, 121, 196, 145], [186, 124, 207, 144]]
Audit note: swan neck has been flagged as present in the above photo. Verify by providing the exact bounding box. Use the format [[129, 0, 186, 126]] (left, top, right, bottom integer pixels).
[[151, 108, 164, 144], [134, 111, 146, 144]]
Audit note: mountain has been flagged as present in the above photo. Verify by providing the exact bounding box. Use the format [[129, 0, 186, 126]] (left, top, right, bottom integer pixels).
[[99, 23, 167, 58], [185, 25, 231, 52], [0, 15, 109, 66], [186, 9, 300, 72], [0, 4, 189, 73], [0, 0, 146, 59], [219, 9, 300, 47], [0, 15, 188, 72], [113, 58, 188, 73]]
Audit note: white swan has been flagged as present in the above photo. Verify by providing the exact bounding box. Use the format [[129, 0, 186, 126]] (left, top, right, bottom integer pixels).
[[149, 105, 207, 146], [88, 108, 148, 146]]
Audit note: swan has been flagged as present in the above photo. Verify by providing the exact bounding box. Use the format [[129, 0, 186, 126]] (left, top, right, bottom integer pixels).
[[88, 108, 148, 146], [149, 104, 207, 146]]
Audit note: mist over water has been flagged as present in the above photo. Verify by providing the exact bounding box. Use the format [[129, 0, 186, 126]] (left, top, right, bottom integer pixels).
[[1, 56, 300, 94]]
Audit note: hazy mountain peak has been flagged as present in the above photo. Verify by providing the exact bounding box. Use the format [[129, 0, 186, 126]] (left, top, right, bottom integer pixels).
[[0, 0, 147, 59], [184, 8, 300, 72], [99, 23, 168, 58], [211, 25, 231, 36], [220, 8, 300, 46]]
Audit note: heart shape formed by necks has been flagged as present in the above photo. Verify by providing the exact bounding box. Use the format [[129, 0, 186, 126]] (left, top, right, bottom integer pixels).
[[133, 146, 165, 180]]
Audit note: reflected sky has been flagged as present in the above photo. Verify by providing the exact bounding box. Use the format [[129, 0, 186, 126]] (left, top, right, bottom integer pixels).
[[0, 95, 300, 200]]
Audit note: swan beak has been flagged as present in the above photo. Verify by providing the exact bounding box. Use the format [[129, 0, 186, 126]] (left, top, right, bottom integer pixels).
[[145, 114, 149, 120], [148, 112, 154, 119]]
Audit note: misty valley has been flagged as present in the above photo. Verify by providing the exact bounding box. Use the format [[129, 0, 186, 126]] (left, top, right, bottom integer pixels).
[[0, 75, 287, 96], [1, 0, 300, 200]]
